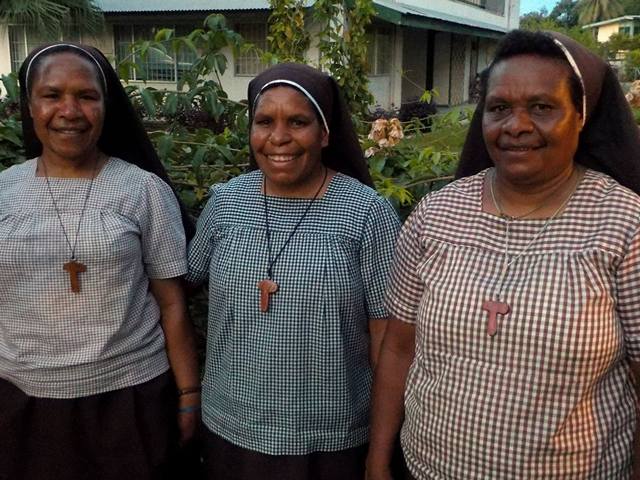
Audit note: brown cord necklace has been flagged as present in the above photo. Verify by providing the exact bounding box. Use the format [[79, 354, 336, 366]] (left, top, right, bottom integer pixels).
[[258, 166, 328, 312], [41, 157, 99, 293]]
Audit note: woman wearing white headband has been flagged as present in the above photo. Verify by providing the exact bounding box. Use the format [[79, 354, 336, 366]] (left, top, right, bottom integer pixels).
[[0, 42, 200, 480], [187, 62, 400, 479], [368, 30, 640, 479]]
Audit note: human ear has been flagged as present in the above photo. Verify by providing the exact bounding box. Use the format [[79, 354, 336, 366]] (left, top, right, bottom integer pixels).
[[321, 129, 329, 148], [577, 111, 584, 132]]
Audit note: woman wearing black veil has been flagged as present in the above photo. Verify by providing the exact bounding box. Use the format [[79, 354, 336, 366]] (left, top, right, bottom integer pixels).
[[0, 42, 199, 480], [187, 63, 400, 479]]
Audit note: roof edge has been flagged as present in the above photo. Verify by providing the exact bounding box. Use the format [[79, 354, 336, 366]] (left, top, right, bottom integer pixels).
[[583, 15, 640, 29]]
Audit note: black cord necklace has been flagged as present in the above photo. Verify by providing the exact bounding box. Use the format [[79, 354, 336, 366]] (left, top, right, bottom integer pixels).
[[41, 156, 100, 294], [258, 166, 328, 312]]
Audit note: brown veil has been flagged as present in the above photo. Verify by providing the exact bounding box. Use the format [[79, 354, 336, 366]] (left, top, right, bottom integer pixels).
[[456, 31, 640, 195]]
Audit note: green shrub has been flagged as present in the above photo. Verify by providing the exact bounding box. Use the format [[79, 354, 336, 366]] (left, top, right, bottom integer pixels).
[[625, 50, 640, 81], [364, 108, 471, 218], [0, 73, 24, 170]]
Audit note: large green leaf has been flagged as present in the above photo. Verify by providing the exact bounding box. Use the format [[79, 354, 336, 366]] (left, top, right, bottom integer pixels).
[[0, 74, 19, 102], [138, 87, 157, 118], [156, 134, 174, 161]]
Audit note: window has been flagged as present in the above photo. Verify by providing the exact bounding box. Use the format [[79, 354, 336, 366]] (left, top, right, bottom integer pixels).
[[8, 25, 76, 73], [235, 23, 268, 76], [619, 25, 632, 36], [114, 24, 197, 82], [459, 0, 486, 8], [366, 27, 392, 76], [8, 25, 81, 73]]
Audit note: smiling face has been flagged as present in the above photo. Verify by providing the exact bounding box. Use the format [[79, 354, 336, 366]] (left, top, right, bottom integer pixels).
[[250, 86, 329, 197], [28, 52, 105, 167], [482, 54, 583, 188]]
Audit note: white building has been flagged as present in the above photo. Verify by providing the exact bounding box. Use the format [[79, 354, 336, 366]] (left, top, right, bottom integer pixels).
[[0, 0, 519, 107], [583, 15, 640, 44]]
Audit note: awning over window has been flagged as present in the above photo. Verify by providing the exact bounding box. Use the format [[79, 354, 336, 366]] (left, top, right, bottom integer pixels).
[[373, 0, 506, 39]]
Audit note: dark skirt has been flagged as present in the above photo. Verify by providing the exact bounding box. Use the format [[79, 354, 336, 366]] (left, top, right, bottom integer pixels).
[[0, 372, 180, 480], [202, 427, 367, 480]]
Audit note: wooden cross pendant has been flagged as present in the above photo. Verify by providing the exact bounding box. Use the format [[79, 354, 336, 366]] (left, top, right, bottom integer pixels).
[[482, 300, 510, 337], [63, 260, 87, 293], [258, 279, 278, 312]]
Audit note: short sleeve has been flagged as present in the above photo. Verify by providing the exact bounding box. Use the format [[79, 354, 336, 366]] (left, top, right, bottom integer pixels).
[[384, 197, 430, 324], [360, 195, 401, 319], [134, 173, 187, 279], [617, 222, 640, 361], [185, 185, 220, 285]]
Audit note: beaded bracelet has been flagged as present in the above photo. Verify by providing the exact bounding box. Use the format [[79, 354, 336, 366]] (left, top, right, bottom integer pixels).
[[178, 405, 201, 414], [177, 386, 201, 396]]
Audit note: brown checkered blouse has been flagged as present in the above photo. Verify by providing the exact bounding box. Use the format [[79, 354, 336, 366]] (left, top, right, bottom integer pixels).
[[386, 168, 640, 479]]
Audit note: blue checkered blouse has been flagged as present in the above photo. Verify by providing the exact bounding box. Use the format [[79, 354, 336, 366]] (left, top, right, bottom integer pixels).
[[187, 170, 400, 455]]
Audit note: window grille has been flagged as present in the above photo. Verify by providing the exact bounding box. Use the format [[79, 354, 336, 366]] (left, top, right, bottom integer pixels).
[[114, 24, 197, 82], [449, 35, 467, 105], [8, 26, 56, 73], [619, 26, 632, 36], [175, 25, 196, 80], [235, 23, 268, 76]]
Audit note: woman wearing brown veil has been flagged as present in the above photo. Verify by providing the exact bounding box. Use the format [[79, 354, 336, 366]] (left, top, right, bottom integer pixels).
[[368, 30, 640, 479]]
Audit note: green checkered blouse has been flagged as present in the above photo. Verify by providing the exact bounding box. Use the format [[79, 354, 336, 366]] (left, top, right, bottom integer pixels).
[[187, 170, 400, 455]]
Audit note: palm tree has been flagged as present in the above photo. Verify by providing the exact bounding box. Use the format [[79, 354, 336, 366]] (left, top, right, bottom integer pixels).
[[578, 0, 625, 24], [0, 0, 103, 38]]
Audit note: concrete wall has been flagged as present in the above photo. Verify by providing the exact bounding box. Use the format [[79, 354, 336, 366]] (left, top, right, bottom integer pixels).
[[597, 23, 620, 43], [0, 25, 10, 72], [507, 0, 520, 29], [0, 25, 10, 95]]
